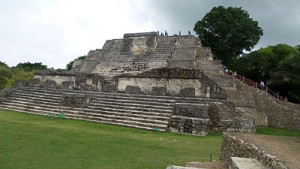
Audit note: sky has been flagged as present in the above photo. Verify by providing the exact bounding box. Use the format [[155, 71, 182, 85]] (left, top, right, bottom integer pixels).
[[1, 0, 299, 69]]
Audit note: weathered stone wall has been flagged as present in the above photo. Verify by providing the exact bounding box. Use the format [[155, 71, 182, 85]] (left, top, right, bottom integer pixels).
[[206, 102, 256, 133], [254, 90, 300, 131], [61, 93, 95, 108], [74, 32, 165, 75], [118, 77, 205, 97], [168, 36, 196, 69], [118, 68, 227, 99], [169, 103, 209, 135], [234, 79, 300, 131], [14, 79, 27, 87], [197, 56, 300, 130], [70, 32, 209, 77], [117, 77, 228, 99], [33, 70, 107, 91], [220, 133, 288, 169], [0, 87, 15, 103]]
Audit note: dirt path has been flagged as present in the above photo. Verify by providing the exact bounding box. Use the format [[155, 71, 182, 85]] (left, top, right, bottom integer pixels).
[[233, 133, 300, 169]]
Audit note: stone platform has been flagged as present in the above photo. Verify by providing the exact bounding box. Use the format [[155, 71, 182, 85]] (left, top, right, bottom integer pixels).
[[1, 31, 299, 135]]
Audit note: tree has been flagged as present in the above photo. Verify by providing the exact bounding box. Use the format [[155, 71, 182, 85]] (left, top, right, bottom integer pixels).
[[0, 64, 11, 89], [232, 44, 299, 103], [194, 6, 263, 66], [66, 55, 86, 71], [269, 48, 300, 103], [0, 61, 9, 68], [13, 62, 47, 72], [233, 44, 295, 83], [0, 61, 48, 90]]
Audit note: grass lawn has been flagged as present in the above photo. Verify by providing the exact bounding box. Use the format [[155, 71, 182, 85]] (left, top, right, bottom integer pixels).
[[256, 126, 300, 137], [0, 110, 222, 169]]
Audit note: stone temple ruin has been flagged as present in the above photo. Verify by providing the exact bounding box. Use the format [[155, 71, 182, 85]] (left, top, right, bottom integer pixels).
[[0, 32, 299, 135]]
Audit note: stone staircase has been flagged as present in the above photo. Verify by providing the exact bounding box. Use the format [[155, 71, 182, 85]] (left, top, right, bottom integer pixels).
[[0, 87, 221, 132], [156, 37, 177, 55], [0, 87, 174, 131], [196, 60, 264, 126]]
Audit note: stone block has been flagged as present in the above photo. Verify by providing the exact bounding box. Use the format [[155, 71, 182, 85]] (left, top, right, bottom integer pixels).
[[62, 81, 74, 90], [179, 88, 195, 97], [28, 78, 40, 87], [151, 87, 167, 95], [61, 94, 95, 108], [174, 103, 208, 119], [230, 157, 267, 169], [125, 85, 141, 94], [14, 79, 27, 87], [102, 83, 117, 92], [169, 115, 209, 135], [80, 83, 94, 91], [0, 87, 14, 103], [44, 80, 56, 89]]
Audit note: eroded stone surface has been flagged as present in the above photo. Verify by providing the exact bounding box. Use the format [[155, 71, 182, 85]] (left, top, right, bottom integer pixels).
[[3, 32, 296, 135]]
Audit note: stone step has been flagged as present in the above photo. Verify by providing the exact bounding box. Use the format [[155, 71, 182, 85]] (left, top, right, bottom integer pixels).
[[0, 104, 168, 129], [16, 87, 225, 105], [16, 88, 192, 102], [1, 97, 172, 119], [230, 157, 267, 169], [0, 105, 166, 132], [94, 97, 174, 107], [59, 108, 169, 125], [16, 87, 219, 102], [12, 90, 177, 108], [85, 106, 171, 118], [2, 98, 61, 106], [3, 87, 227, 132], [12, 90, 176, 106], [12, 91, 61, 99], [89, 101, 172, 112], [14, 89, 173, 104], [14, 89, 62, 96], [84, 109, 170, 121], [96, 93, 176, 102], [8, 95, 61, 104], [1, 101, 171, 120], [66, 111, 169, 126], [84, 118, 166, 132]]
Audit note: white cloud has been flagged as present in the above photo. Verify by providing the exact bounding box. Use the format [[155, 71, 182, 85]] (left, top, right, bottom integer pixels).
[[0, 0, 299, 68], [0, 0, 156, 68]]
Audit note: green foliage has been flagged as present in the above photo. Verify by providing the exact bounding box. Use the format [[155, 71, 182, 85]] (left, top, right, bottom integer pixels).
[[13, 62, 47, 72], [0, 110, 222, 169], [233, 44, 296, 82], [0, 61, 47, 90], [0, 61, 9, 68], [194, 6, 263, 66], [0, 64, 12, 89], [269, 49, 300, 103], [233, 44, 300, 103], [0, 76, 8, 89], [66, 55, 86, 71], [256, 126, 300, 137]]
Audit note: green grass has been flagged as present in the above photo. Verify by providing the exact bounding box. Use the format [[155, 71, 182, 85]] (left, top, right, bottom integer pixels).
[[0, 110, 222, 169], [256, 126, 300, 137]]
